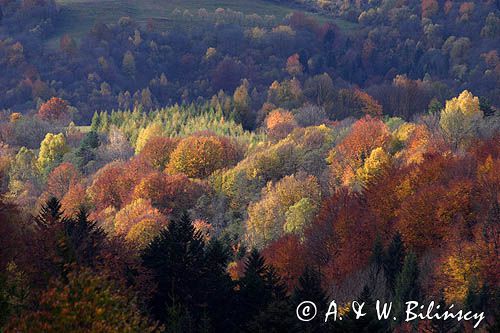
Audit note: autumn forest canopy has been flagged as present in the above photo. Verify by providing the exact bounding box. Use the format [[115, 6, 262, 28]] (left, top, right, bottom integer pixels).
[[0, 0, 499, 332]]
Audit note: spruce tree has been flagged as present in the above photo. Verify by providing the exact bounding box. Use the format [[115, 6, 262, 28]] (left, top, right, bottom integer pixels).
[[90, 112, 100, 132], [237, 249, 289, 329], [76, 131, 99, 172], [142, 213, 205, 324], [393, 252, 420, 325], [383, 232, 405, 295], [63, 207, 106, 268], [371, 234, 385, 275], [338, 286, 390, 332], [142, 214, 235, 331], [34, 196, 65, 229], [426, 296, 459, 333], [292, 267, 329, 332]]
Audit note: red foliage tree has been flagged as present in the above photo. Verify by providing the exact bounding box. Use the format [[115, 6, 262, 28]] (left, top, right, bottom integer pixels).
[[46, 162, 80, 199], [38, 97, 69, 123], [139, 136, 180, 171], [262, 234, 306, 291]]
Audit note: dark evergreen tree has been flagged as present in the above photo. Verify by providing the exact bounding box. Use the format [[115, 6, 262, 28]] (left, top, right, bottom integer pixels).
[[246, 299, 299, 333], [424, 296, 459, 333], [383, 232, 405, 295], [237, 249, 288, 329], [142, 214, 235, 331], [34, 196, 66, 229], [371, 235, 385, 275], [393, 252, 420, 325], [292, 267, 329, 332], [201, 239, 237, 332], [337, 286, 390, 332], [75, 131, 99, 172], [62, 207, 106, 268]]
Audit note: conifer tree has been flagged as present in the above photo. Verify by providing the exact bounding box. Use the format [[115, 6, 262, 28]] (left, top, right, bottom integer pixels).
[[383, 232, 405, 295], [237, 249, 288, 328], [292, 267, 329, 332], [338, 286, 390, 332], [393, 252, 420, 325]]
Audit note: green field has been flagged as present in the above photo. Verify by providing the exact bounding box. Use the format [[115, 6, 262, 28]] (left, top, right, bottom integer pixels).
[[47, 0, 356, 47]]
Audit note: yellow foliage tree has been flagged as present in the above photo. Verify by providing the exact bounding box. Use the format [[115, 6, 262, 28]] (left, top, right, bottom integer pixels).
[[114, 198, 168, 243], [246, 173, 320, 248], [37, 133, 69, 174], [441, 249, 482, 304], [135, 123, 164, 154], [439, 90, 483, 150], [356, 147, 391, 186], [167, 135, 240, 178]]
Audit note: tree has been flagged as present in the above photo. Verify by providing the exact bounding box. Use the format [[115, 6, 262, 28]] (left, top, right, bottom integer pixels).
[[141, 214, 234, 331], [167, 135, 240, 179], [246, 174, 321, 248], [355, 147, 391, 187], [135, 123, 163, 154], [60, 34, 77, 55], [138, 136, 179, 171], [338, 286, 390, 332], [262, 235, 306, 291], [38, 97, 69, 123], [37, 133, 69, 175], [237, 249, 287, 328], [286, 53, 303, 76], [265, 109, 298, 141], [75, 131, 99, 172], [8, 147, 39, 197], [7, 269, 158, 332], [303, 73, 335, 115], [46, 162, 80, 199], [383, 233, 405, 295], [292, 267, 329, 332], [233, 80, 255, 130], [212, 57, 243, 92], [62, 208, 106, 268], [114, 198, 168, 245], [422, 0, 439, 19], [424, 295, 459, 333], [439, 90, 483, 150], [132, 172, 205, 217], [328, 116, 390, 188], [284, 197, 317, 236], [122, 51, 136, 77], [394, 252, 420, 324]]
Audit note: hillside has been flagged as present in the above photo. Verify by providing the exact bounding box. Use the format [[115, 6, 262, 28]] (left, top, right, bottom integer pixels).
[[47, 0, 355, 46]]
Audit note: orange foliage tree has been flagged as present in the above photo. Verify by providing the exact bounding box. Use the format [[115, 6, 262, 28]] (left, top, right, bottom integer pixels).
[[265, 109, 298, 141], [167, 135, 240, 178], [38, 97, 70, 123], [262, 234, 306, 291], [328, 116, 390, 187], [138, 136, 180, 171], [46, 162, 80, 199], [132, 172, 206, 216]]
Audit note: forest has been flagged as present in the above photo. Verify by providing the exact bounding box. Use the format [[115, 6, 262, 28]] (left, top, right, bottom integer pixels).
[[0, 0, 499, 332]]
